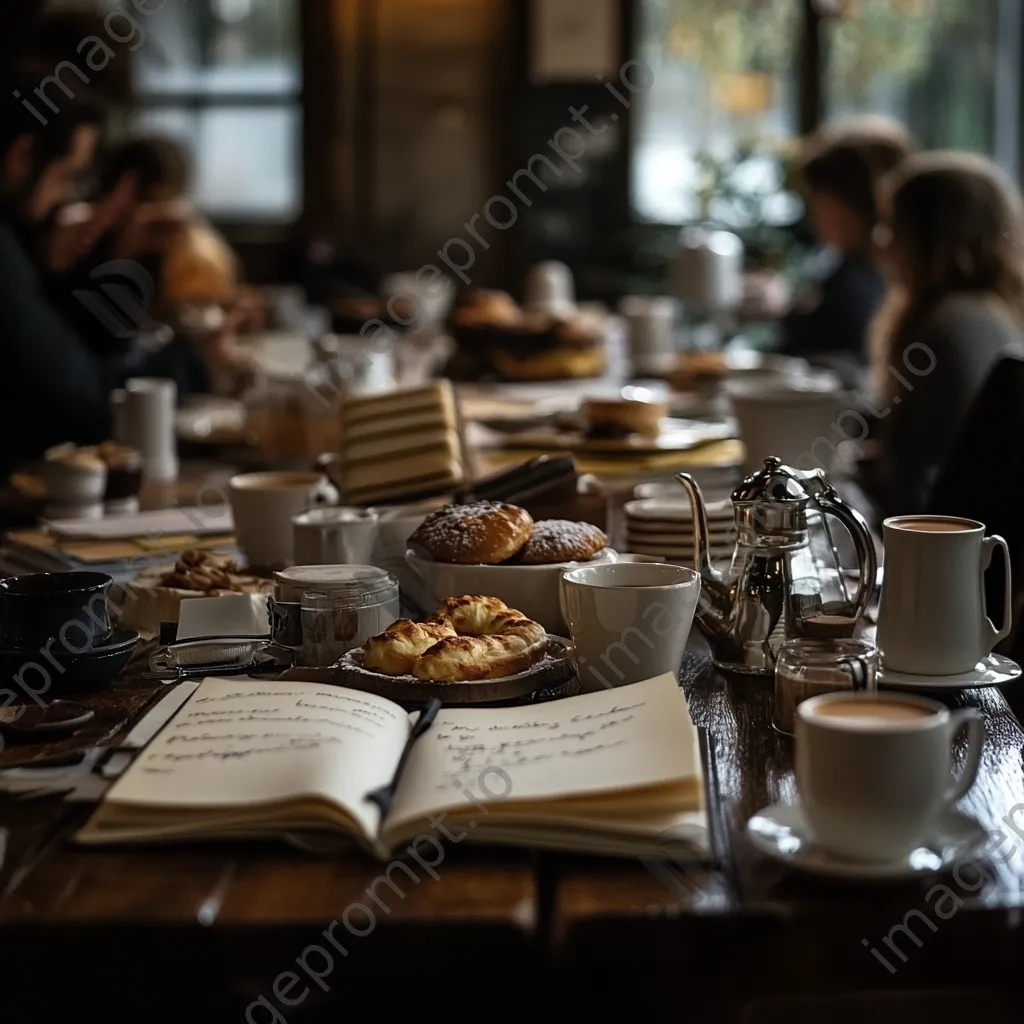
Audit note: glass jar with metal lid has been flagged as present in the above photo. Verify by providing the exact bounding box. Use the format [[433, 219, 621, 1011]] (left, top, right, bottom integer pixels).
[[273, 566, 400, 666]]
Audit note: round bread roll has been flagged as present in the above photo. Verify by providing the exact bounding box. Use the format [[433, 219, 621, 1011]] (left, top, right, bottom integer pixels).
[[363, 620, 457, 676], [409, 502, 533, 565], [517, 520, 607, 565]]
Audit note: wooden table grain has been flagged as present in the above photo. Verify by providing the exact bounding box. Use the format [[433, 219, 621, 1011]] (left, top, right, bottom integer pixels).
[[550, 630, 1024, 1020], [5, 626, 1024, 1021]]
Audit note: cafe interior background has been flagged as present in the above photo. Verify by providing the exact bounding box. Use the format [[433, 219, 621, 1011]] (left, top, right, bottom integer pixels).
[[4, 1, 1024, 1022]]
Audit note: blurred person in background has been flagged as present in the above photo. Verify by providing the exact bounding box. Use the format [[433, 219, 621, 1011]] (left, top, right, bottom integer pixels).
[[0, 65, 246, 479], [859, 152, 1024, 517], [779, 117, 916, 380], [49, 134, 259, 358]]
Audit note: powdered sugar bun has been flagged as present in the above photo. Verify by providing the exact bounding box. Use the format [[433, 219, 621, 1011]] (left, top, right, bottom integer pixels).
[[517, 519, 607, 565], [409, 501, 533, 565]]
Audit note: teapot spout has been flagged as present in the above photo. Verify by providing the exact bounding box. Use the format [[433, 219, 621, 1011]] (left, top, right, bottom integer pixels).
[[676, 472, 731, 628]]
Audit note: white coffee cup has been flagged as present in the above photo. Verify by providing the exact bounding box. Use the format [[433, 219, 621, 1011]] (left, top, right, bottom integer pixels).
[[560, 562, 700, 691], [113, 378, 178, 482], [619, 296, 678, 376], [293, 507, 378, 566], [523, 261, 576, 318], [229, 472, 338, 568], [796, 691, 984, 862], [876, 515, 1012, 676]]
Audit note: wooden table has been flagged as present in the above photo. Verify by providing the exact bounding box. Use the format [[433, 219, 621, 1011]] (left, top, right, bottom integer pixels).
[[4, 633, 1024, 1023]]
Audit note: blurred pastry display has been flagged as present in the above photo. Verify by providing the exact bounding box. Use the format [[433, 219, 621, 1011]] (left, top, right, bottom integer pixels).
[[583, 392, 668, 440], [409, 500, 608, 567], [118, 550, 274, 638], [667, 350, 730, 392], [40, 441, 144, 517], [446, 288, 606, 381], [329, 379, 467, 506], [330, 295, 416, 336]]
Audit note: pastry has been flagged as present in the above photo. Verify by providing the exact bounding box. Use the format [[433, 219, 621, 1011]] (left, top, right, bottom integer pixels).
[[335, 380, 466, 505], [584, 395, 667, 439], [427, 595, 546, 646], [116, 550, 273, 638], [361, 595, 548, 680], [409, 501, 534, 565], [363, 619, 457, 675], [412, 634, 542, 682], [516, 520, 607, 565]]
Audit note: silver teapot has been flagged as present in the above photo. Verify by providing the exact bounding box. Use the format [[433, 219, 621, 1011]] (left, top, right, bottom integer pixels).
[[678, 457, 877, 676]]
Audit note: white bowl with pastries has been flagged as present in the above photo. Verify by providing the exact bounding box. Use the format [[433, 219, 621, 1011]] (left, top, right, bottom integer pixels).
[[404, 501, 616, 633]]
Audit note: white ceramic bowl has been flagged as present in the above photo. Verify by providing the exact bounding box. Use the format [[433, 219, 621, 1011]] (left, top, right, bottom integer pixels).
[[405, 548, 618, 633]]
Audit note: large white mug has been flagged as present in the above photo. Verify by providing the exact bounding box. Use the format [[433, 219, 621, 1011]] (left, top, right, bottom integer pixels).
[[560, 562, 700, 691], [229, 472, 338, 569], [876, 515, 1011, 676], [293, 507, 378, 566], [796, 690, 984, 862]]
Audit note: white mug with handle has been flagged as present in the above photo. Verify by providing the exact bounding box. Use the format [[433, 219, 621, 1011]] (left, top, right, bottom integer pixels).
[[796, 690, 985, 863], [877, 515, 1011, 676], [229, 472, 338, 569]]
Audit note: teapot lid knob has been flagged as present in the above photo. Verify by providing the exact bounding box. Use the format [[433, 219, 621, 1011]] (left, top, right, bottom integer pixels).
[[732, 455, 807, 503]]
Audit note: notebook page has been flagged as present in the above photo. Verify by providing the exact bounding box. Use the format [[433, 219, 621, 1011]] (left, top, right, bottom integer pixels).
[[383, 673, 701, 840], [99, 678, 410, 841]]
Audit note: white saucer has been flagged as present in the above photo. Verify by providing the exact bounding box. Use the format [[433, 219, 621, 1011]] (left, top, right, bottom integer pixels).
[[747, 802, 988, 880], [878, 654, 1021, 691]]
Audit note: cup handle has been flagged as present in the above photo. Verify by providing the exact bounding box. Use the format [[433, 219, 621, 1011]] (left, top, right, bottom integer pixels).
[[943, 709, 984, 806], [980, 534, 1012, 651], [313, 480, 340, 507]]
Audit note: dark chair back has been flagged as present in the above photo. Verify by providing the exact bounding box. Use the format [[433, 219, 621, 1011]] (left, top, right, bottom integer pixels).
[[927, 355, 1024, 684]]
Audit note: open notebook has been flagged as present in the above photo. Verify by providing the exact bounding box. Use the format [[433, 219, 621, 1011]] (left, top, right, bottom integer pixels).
[[77, 673, 710, 860]]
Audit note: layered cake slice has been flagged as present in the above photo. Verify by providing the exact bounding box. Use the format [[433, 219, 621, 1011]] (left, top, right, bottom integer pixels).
[[338, 380, 467, 505]]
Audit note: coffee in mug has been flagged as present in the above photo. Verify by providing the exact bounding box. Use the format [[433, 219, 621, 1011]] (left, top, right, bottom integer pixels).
[[796, 691, 984, 862], [876, 515, 1011, 675], [229, 472, 338, 569]]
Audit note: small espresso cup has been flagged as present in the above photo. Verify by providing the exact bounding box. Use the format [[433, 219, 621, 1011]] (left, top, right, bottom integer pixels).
[[796, 691, 984, 863], [560, 562, 700, 691], [229, 472, 338, 569], [293, 507, 379, 566], [877, 515, 1011, 675], [0, 571, 113, 652]]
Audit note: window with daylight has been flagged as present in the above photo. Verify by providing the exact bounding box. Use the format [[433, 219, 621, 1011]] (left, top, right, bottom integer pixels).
[[116, 0, 302, 221], [633, 0, 1021, 226]]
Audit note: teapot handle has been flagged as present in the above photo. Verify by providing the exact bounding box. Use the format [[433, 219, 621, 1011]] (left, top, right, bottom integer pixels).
[[815, 487, 878, 623]]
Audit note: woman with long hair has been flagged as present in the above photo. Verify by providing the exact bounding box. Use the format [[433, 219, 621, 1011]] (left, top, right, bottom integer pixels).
[[862, 152, 1024, 516]]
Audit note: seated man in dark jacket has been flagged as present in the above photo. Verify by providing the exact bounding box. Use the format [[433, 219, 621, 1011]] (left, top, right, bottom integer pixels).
[[0, 66, 238, 480]]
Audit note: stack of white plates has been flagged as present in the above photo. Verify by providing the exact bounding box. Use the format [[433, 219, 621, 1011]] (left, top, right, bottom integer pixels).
[[634, 465, 741, 506], [624, 497, 735, 566]]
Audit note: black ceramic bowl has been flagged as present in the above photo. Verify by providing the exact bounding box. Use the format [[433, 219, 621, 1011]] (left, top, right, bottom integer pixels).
[[0, 571, 113, 652]]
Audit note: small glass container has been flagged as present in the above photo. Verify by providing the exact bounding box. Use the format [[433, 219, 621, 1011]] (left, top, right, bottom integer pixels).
[[773, 638, 879, 736], [297, 566, 400, 668]]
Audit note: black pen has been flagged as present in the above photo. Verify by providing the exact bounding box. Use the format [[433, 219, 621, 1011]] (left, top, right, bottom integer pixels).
[[365, 699, 443, 817]]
